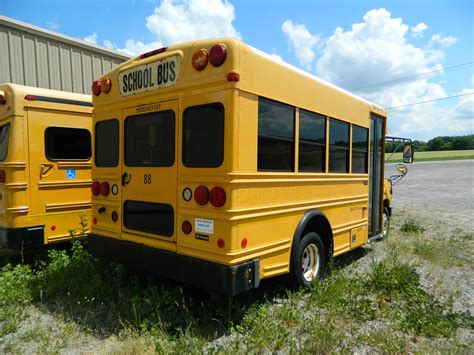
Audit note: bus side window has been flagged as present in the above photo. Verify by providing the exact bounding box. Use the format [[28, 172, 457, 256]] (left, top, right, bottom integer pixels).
[[299, 110, 326, 172], [45, 127, 91, 161], [0, 124, 10, 161], [329, 118, 349, 173], [258, 97, 295, 172], [352, 125, 369, 173]]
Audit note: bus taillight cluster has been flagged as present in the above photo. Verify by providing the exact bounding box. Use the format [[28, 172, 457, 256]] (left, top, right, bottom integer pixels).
[[193, 185, 226, 207], [91, 181, 110, 196], [91, 77, 112, 96], [191, 44, 227, 71]]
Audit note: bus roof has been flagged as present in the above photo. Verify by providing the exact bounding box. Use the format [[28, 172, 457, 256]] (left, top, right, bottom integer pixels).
[[0, 83, 91, 102]]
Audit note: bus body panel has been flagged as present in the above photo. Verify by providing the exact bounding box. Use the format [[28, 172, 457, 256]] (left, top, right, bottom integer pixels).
[[0, 83, 92, 250]]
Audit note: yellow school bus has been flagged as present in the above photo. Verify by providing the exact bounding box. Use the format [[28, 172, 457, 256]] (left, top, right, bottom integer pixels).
[[0, 84, 92, 251], [88, 38, 413, 295]]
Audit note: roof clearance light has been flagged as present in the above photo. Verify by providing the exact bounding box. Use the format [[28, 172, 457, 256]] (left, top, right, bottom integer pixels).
[[139, 47, 167, 59], [192, 49, 208, 71], [209, 44, 227, 67], [24, 95, 37, 101], [0, 92, 6, 105], [100, 77, 112, 93], [92, 80, 101, 96]]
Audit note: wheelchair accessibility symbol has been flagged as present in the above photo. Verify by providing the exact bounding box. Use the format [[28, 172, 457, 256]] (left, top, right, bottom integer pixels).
[[66, 169, 77, 179]]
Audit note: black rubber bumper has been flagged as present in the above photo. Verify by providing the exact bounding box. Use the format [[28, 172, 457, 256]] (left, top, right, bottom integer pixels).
[[88, 234, 260, 295], [0, 225, 45, 251]]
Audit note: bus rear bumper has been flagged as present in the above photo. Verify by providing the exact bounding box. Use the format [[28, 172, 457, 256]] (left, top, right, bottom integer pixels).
[[0, 226, 45, 251], [88, 234, 260, 295]]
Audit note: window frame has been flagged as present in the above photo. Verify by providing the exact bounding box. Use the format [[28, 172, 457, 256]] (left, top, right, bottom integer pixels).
[[351, 124, 369, 174], [124, 110, 176, 168], [328, 118, 350, 173], [95, 119, 119, 168], [182, 102, 225, 168], [257, 96, 295, 172], [44, 126, 91, 162], [298, 109, 326, 173]]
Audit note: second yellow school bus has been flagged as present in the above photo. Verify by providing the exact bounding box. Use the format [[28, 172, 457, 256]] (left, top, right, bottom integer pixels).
[[0, 84, 92, 251], [88, 38, 402, 294]]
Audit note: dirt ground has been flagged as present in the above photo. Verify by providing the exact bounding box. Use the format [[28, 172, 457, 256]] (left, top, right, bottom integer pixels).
[[386, 159, 474, 232]]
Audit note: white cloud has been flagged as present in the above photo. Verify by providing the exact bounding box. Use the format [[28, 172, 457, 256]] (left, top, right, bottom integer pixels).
[[102, 40, 115, 50], [281, 20, 320, 70], [411, 22, 428, 38], [46, 20, 60, 31], [268, 53, 284, 63], [83, 33, 98, 45], [145, 0, 240, 45], [116, 39, 164, 57], [428, 34, 458, 48]]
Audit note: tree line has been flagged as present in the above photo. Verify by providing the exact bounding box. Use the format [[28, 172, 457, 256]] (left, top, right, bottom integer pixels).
[[386, 134, 474, 152]]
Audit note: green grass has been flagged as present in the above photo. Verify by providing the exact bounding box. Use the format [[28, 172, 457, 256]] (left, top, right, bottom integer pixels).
[[0, 215, 472, 352], [386, 149, 474, 162]]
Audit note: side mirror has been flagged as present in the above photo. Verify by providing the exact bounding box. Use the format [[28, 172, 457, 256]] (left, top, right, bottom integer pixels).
[[396, 164, 407, 175], [403, 143, 414, 163]]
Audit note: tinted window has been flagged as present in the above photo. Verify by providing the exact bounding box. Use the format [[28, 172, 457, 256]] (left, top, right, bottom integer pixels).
[[0, 124, 10, 161], [95, 119, 119, 167], [124, 200, 174, 237], [352, 125, 368, 173], [299, 110, 326, 172], [183, 103, 224, 167], [258, 97, 294, 171], [45, 127, 91, 161], [329, 119, 349, 173], [125, 111, 175, 167]]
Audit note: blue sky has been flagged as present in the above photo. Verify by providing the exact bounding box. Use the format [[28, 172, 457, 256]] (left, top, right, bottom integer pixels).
[[1, 0, 473, 140]]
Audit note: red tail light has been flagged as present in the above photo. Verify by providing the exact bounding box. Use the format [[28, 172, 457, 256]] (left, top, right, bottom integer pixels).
[[217, 239, 225, 248], [100, 181, 110, 196], [92, 80, 101, 96], [182, 221, 192, 234], [194, 185, 209, 205], [209, 44, 226, 67], [227, 72, 240, 82], [210, 187, 226, 207], [91, 181, 100, 196], [111, 211, 118, 222], [0, 170, 5, 183]]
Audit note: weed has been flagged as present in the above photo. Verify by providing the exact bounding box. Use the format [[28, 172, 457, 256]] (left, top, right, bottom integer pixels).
[[400, 218, 425, 233]]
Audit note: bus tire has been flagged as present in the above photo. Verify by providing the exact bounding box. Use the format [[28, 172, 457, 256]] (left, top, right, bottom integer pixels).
[[382, 207, 390, 239], [289, 232, 326, 289]]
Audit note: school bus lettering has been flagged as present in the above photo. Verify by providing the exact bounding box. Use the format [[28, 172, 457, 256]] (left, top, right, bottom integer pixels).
[[119, 56, 181, 96], [89, 38, 412, 296]]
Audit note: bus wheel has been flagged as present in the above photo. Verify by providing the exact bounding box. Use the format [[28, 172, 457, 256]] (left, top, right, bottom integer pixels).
[[289, 232, 326, 288], [382, 207, 390, 239]]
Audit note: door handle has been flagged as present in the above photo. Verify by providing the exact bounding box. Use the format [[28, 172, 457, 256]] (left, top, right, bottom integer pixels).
[[122, 172, 132, 186], [40, 163, 54, 177]]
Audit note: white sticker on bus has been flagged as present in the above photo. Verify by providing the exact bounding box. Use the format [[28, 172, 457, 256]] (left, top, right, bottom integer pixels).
[[119, 55, 181, 97], [195, 218, 214, 235]]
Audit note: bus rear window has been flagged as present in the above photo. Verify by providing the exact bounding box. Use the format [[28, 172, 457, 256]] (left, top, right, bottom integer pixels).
[[0, 124, 10, 161], [45, 127, 91, 161], [182, 103, 224, 167], [95, 119, 119, 167], [125, 110, 175, 167]]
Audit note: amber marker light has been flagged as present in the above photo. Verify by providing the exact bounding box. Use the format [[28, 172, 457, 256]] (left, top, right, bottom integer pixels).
[[192, 49, 208, 70], [100, 77, 112, 93]]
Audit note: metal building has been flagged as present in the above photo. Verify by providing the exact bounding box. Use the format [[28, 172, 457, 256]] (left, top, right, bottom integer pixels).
[[0, 16, 129, 95]]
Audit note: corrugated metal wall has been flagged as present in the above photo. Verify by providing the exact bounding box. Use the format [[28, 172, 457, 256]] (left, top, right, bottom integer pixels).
[[0, 16, 129, 95]]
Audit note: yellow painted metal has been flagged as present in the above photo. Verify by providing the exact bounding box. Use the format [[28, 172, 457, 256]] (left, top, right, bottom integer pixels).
[[0, 83, 92, 245], [91, 38, 387, 280]]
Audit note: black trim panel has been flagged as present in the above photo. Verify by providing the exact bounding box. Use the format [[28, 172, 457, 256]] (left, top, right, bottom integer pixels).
[[88, 234, 260, 295], [26, 95, 92, 107], [0, 225, 45, 251]]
